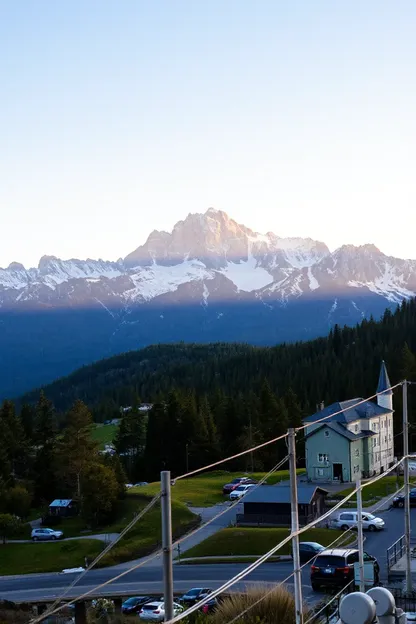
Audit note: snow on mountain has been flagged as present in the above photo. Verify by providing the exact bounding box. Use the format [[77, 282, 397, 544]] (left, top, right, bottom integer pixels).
[[123, 259, 214, 302], [1, 208, 416, 310], [0, 257, 123, 291], [219, 256, 274, 292]]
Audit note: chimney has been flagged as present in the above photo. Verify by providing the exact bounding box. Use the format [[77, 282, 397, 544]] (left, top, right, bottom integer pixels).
[[316, 401, 325, 412]]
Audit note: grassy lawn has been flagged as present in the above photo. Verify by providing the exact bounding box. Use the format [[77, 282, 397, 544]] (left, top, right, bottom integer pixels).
[[97, 495, 198, 567], [134, 469, 305, 507], [0, 539, 104, 575], [329, 475, 416, 507], [91, 423, 119, 448], [9, 493, 198, 572], [183, 527, 353, 558]]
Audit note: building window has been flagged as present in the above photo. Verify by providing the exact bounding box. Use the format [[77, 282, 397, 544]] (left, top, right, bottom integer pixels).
[[373, 438, 376, 447], [318, 453, 328, 463], [353, 465, 360, 474], [317, 468, 324, 476], [355, 425, 359, 432], [355, 449, 359, 457], [324, 430, 330, 438], [385, 436, 387, 443], [389, 434, 391, 441]]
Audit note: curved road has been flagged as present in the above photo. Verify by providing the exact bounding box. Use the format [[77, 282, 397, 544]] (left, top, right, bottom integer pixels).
[[0, 507, 413, 606], [0, 562, 316, 605]]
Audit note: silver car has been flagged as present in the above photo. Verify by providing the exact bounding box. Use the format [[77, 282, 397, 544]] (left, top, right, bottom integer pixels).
[[139, 602, 183, 622], [31, 527, 64, 541], [331, 511, 385, 532]]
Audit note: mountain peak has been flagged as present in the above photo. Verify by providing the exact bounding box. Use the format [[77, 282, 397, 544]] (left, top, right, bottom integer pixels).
[[7, 262, 26, 271]]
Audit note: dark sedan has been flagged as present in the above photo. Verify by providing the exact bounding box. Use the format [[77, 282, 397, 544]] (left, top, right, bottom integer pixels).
[[393, 488, 416, 508], [297, 542, 325, 563], [121, 596, 151, 614], [180, 588, 212, 606]]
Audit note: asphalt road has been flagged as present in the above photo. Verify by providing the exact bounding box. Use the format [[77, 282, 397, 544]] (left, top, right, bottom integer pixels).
[[0, 505, 413, 606]]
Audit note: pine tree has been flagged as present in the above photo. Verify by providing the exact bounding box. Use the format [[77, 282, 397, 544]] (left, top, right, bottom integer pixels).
[[0, 401, 27, 479], [33, 393, 58, 503], [400, 343, 416, 381], [20, 403, 34, 440], [58, 400, 98, 499], [114, 406, 146, 480]]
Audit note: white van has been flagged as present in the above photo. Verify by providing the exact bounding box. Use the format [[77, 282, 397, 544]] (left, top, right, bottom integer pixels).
[[330, 511, 385, 532]]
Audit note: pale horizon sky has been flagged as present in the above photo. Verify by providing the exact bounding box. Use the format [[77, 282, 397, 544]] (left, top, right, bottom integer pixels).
[[1, 1, 416, 269]]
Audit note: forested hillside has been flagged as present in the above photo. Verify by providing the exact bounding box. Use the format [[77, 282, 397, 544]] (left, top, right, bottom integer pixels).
[[9, 299, 416, 481], [21, 299, 416, 418]]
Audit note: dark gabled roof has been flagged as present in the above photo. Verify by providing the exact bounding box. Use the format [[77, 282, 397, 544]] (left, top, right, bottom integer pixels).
[[377, 361, 393, 395], [50, 499, 73, 507], [243, 485, 328, 505], [303, 398, 392, 426], [305, 421, 376, 441]]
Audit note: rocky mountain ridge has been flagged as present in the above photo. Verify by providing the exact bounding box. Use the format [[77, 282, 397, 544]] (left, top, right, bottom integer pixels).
[[1, 208, 414, 399], [1, 208, 414, 309]]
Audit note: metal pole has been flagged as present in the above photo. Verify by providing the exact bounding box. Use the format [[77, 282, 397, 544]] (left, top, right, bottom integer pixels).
[[289, 428, 303, 624], [356, 478, 365, 591], [402, 381, 412, 592], [161, 471, 174, 621]]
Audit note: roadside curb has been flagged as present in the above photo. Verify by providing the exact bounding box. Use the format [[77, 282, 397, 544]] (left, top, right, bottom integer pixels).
[[175, 555, 293, 564]]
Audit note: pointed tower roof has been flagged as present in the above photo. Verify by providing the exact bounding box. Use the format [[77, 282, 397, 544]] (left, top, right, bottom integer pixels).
[[377, 361, 392, 395]]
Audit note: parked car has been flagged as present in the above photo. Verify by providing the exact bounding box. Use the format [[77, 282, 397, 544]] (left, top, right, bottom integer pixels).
[[121, 596, 151, 614], [393, 488, 416, 508], [139, 602, 183, 621], [180, 588, 212, 606], [222, 477, 257, 495], [296, 542, 325, 563], [200, 598, 219, 614], [330, 511, 385, 531], [229, 483, 257, 501], [31, 528, 64, 541], [398, 462, 416, 475], [310, 548, 379, 591], [133, 482, 149, 487]]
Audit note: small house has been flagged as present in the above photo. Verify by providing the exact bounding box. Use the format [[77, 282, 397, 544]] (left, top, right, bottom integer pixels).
[[236, 485, 328, 527], [48, 499, 77, 517]]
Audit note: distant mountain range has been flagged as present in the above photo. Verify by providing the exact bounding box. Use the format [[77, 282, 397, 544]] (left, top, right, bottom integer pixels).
[[1, 208, 415, 399]]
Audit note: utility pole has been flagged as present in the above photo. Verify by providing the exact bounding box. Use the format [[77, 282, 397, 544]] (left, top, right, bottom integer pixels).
[[249, 415, 254, 473], [161, 471, 174, 621], [402, 381, 412, 592], [288, 428, 303, 624], [356, 478, 365, 592]]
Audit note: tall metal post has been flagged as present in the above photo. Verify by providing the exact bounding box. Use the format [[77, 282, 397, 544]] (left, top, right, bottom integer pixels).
[[289, 428, 303, 624], [161, 471, 174, 620], [356, 478, 365, 592], [402, 382, 412, 592]]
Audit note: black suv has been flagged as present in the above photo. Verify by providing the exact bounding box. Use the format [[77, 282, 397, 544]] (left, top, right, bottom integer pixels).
[[393, 488, 416, 508], [310, 548, 379, 591]]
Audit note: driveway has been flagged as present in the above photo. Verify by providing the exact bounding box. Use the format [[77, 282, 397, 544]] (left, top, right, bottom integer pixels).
[[6, 533, 119, 544]]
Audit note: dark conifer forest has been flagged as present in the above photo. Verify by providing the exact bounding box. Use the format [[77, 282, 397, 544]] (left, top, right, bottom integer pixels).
[[2, 299, 416, 487]]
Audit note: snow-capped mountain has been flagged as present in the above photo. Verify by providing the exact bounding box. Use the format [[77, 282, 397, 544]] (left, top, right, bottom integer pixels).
[[0, 208, 414, 398]]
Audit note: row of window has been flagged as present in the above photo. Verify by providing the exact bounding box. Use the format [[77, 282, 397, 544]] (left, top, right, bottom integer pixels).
[[318, 447, 394, 464], [372, 434, 392, 447], [352, 418, 391, 434]]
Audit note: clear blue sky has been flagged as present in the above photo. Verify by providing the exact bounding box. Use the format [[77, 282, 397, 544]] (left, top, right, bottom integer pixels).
[[1, 0, 416, 268]]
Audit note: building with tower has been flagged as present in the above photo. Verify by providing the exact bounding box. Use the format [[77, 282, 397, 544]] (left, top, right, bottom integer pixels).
[[304, 361, 394, 483]]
